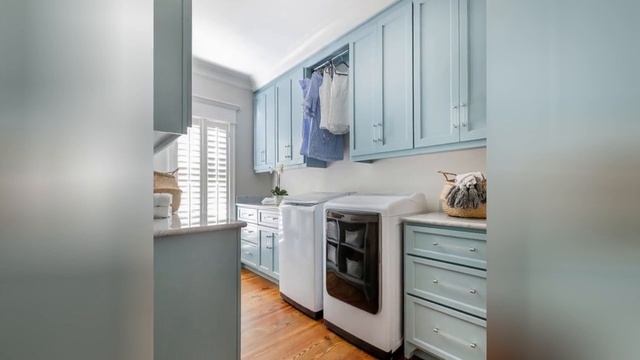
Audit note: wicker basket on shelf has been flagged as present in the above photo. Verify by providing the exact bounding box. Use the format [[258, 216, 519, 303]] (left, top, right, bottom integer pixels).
[[154, 170, 182, 213], [438, 171, 486, 219]]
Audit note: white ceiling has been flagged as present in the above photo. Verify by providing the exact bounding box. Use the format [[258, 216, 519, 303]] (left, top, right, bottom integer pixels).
[[193, 0, 397, 88]]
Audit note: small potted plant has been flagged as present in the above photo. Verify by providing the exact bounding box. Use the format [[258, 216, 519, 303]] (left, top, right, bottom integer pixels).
[[271, 164, 288, 205]]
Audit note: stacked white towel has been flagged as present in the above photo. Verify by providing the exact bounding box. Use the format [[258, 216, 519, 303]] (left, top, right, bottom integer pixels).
[[154, 193, 173, 219]]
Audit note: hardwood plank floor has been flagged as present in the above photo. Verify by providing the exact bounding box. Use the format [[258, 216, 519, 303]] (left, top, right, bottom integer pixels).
[[241, 269, 375, 360]]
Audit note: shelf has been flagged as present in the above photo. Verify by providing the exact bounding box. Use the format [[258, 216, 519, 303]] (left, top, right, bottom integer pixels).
[[341, 242, 364, 254]]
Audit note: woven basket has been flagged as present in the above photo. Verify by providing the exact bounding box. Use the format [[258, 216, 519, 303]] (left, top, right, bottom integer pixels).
[[154, 170, 182, 213], [439, 171, 486, 219]]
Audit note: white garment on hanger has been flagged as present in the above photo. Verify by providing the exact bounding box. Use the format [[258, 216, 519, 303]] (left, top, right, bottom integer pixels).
[[328, 72, 349, 134], [318, 67, 332, 130]]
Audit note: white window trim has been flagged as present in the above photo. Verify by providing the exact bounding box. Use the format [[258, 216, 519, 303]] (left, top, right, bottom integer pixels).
[[189, 95, 238, 222]]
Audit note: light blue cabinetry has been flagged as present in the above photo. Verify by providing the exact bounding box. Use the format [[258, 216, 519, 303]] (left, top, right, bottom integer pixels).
[[276, 75, 293, 166], [350, 23, 379, 157], [253, 0, 486, 164], [254, 87, 276, 172], [404, 221, 487, 360], [154, 0, 192, 134], [378, 1, 414, 153], [414, 0, 486, 148], [350, 1, 413, 160], [254, 68, 325, 172], [276, 69, 308, 167], [237, 205, 279, 281]]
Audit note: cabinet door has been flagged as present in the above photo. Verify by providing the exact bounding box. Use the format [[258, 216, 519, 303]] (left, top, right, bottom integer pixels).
[[290, 69, 305, 165], [414, 0, 461, 147], [253, 92, 267, 170], [259, 230, 274, 273], [272, 232, 279, 277], [276, 76, 292, 165], [350, 24, 381, 157], [154, 0, 192, 134], [265, 87, 277, 169], [459, 0, 487, 141], [378, 1, 414, 152]]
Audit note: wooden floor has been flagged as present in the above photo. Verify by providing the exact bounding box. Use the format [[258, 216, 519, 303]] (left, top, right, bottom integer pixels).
[[241, 269, 375, 360]]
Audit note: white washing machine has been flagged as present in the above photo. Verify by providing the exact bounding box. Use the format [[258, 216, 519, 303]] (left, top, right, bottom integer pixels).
[[279, 192, 351, 319], [322, 193, 427, 358]]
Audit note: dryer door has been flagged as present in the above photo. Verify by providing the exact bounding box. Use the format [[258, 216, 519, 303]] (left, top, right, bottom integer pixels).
[[325, 210, 380, 314]]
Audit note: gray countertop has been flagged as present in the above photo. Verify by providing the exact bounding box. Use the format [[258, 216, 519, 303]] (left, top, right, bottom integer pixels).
[[154, 216, 246, 237], [402, 212, 487, 230]]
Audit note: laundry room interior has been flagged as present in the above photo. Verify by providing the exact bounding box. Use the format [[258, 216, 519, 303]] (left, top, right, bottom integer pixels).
[[6, 0, 634, 359]]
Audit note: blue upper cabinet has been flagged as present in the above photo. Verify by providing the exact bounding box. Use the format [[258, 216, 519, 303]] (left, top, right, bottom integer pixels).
[[350, 1, 413, 160], [459, 0, 486, 142], [378, 1, 414, 153], [276, 69, 308, 167], [255, 0, 486, 165], [414, 0, 459, 147], [254, 68, 325, 173], [265, 87, 277, 169], [276, 75, 293, 166], [254, 90, 267, 171], [289, 70, 306, 166], [254, 86, 276, 172], [414, 0, 486, 148], [154, 0, 192, 134], [350, 23, 380, 157]]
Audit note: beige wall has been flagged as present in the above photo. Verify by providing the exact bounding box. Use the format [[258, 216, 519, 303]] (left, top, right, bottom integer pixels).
[[279, 147, 486, 212]]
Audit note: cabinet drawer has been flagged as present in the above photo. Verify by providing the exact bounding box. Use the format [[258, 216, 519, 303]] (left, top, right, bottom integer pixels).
[[405, 225, 487, 269], [406, 256, 486, 318], [240, 224, 258, 244], [406, 295, 486, 360], [237, 207, 258, 223], [241, 240, 258, 267], [258, 210, 279, 228]]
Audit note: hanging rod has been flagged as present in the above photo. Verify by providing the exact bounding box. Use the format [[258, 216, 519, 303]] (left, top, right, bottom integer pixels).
[[313, 49, 349, 71]]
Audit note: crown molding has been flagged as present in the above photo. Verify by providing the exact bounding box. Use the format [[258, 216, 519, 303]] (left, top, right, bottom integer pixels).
[[192, 57, 255, 91]]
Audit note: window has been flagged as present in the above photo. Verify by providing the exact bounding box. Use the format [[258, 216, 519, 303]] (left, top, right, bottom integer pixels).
[[176, 118, 230, 225]]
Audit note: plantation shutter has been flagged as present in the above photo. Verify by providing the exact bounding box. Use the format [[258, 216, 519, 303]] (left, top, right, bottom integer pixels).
[[176, 118, 230, 225]]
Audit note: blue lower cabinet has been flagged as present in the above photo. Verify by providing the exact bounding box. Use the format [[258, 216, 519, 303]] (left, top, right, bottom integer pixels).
[[272, 232, 279, 276], [259, 230, 274, 273], [404, 222, 487, 360], [405, 295, 486, 360]]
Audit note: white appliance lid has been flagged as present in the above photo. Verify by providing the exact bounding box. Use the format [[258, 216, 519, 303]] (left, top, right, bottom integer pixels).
[[324, 193, 427, 216], [283, 192, 352, 205]]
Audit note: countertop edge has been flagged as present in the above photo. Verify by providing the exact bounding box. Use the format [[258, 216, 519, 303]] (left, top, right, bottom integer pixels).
[[235, 203, 280, 211], [402, 213, 487, 231], [154, 221, 247, 238]]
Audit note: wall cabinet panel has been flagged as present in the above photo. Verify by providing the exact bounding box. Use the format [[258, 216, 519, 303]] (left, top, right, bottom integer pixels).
[[154, 0, 192, 134]]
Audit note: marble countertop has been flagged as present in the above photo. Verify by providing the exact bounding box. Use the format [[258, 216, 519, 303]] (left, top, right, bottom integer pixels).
[[154, 216, 246, 238], [402, 212, 487, 230]]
